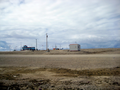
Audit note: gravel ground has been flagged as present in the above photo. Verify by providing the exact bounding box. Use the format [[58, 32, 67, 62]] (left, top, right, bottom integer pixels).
[[0, 54, 120, 70], [0, 53, 120, 90]]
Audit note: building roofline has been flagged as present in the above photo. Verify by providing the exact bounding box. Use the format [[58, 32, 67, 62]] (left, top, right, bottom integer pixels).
[[69, 44, 79, 45]]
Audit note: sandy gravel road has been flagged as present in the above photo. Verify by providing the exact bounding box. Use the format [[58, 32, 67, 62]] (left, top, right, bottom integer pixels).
[[0, 54, 120, 70], [0, 54, 120, 57]]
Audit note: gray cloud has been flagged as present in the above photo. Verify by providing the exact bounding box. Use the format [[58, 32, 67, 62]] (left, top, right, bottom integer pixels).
[[0, 0, 120, 50], [0, 41, 9, 51]]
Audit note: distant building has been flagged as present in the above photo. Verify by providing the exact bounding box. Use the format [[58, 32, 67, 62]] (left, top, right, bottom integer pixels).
[[22, 45, 35, 51], [69, 44, 80, 51], [53, 48, 59, 50]]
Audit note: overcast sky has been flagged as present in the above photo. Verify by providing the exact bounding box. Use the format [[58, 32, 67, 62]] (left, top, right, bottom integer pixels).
[[0, 0, 120, 51]]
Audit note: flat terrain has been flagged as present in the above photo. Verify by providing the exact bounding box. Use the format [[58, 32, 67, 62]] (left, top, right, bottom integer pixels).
[[0, 54, 120, 70], [0, 48, 120, 90], [0, 48, 120, 55]]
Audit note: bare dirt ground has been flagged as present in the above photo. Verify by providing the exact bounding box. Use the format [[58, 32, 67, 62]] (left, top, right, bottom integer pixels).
[[0, 48, 120, 90]]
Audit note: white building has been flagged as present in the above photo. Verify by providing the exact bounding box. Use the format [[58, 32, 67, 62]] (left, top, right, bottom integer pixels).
[[69, 44, 80, 51]]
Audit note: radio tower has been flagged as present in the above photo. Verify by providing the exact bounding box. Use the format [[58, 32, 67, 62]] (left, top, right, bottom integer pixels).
[[46, 33, 48, 50], [36, 39, 37, 50]]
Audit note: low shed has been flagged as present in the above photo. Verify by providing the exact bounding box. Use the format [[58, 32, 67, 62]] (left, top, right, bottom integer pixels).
[[69, 44, 80, 51]]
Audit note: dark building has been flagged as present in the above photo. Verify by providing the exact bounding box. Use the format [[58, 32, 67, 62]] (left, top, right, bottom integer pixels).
[[22, 45, 35, 51]]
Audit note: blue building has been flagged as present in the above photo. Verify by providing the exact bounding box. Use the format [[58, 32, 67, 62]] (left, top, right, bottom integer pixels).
[[22, 45, 35, 51]]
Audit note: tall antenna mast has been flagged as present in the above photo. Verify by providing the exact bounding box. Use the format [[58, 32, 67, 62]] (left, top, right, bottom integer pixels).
[[36, 39, 37, 50], [46, 33, 48, 50]]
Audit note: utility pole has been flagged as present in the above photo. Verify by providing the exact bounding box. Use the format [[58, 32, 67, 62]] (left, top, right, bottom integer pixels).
[[46, 33, 48, 50], [20, 42, 22, 51], [60, 44, 61, 49], [9, 45, 11, 51], [42, 45, 43, 50], [36, 39, 37, 50]]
